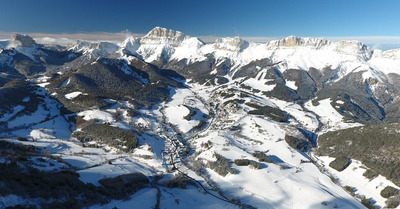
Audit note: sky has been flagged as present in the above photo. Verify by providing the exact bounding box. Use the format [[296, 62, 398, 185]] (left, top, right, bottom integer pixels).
[[0, 0, 399, 49]]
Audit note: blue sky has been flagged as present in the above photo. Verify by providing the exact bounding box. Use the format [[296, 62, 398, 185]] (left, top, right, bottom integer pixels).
[[0, 0, 399, 36], [0, 0, 399, 49]]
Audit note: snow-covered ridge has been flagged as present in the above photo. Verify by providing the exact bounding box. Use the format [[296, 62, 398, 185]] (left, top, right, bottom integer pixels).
[[335, 40, 372, 59], [266, 36, 371, 59], [69, 41, 119, 56], [369, 48, 400, 75], [373, 48, 400, 59], [213, 37, 249, 52], [3, 28, 400, 81], [116, 28, 384, 79], [67, 40, 119, 62], [119, 36, 141, 56]]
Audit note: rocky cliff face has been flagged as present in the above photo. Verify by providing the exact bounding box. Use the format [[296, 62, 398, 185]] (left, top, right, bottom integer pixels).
[[9, 34, 37, 48], [140, 27, 190, 46], [265, 36, 372, 59], [266, 36, 330, 49]]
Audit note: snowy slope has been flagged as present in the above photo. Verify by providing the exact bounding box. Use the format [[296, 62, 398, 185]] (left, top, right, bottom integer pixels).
[[369, 49, 400, 75], [317, 156, 400, 208], [115, 28, 396, 85], [57, 27, 400, 85], [69, 41, 119, 61], [176, 84, 366, 209]]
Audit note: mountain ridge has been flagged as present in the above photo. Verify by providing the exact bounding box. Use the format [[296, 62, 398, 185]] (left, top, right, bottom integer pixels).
[[4, 28, 394, 68]]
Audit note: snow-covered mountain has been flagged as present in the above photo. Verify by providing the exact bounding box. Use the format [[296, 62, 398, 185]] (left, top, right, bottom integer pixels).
[[2, 27, 400, 209], [117, 29, 378, 80]]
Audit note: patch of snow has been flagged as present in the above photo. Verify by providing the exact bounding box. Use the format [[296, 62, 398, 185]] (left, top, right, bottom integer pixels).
[[286, 80, 298, 90], [65, 91, 87, 99], [37, 82, 49, 87], [242, 78, 276, 92], [77, 109, 115, 123], [30, 129, 56, 140], [33, 76, 50, 84], [305, 99, 362, 133]]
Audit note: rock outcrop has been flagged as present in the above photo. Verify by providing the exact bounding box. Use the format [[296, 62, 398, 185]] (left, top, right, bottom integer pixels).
[[140, 27, 189, 46], [10, 34, 37, 48], [266, 36, 330, 49]]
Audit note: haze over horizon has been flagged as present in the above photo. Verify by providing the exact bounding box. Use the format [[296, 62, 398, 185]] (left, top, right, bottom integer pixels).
[[1, 0, 399, 50]]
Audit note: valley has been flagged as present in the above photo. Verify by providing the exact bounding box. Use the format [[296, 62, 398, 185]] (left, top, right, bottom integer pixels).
[[1, 28, 400, 208]]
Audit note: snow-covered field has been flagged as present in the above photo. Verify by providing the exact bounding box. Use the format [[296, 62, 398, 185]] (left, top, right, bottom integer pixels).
[[163, 88, 208, 133], [65, 91, 87, 99], [305, 99, 362, 133], [317, 156, 399, 208]]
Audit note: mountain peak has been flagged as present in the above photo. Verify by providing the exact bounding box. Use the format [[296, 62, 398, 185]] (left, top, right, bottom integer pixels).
[[266, 36, 330, 49], [9, 34, 37, 48], [214, 37, 249, 52], [144, 27, 184, 38], [335, 40, 372, 59], [141, 27, 190, 46]]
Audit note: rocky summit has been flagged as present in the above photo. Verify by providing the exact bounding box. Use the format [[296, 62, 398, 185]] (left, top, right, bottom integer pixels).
[[140, 26, 190, 46], [10, 33, 37, 48]]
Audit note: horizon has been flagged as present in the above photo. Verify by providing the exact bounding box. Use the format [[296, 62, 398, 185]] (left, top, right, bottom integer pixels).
[[1, 0, 399, 50], [1, 29, 400, 51]]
